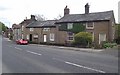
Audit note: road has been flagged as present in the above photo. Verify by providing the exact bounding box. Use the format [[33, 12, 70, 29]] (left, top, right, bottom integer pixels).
[[2, 36, 118, 73]]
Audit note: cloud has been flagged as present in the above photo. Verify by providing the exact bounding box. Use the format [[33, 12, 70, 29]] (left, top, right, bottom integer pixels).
[[0, 6, 9, 11]]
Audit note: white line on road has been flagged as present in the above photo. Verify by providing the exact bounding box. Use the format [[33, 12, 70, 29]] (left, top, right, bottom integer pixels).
[[27, 50, 42, 56], [65, 61, 106, 73], [15, 47, 23, 51], [52, 58, 105, 73]]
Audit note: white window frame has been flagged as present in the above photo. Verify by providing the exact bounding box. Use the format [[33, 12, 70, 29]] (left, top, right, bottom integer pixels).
[[86, 22, 94, 29], [67, 23, 73, 29], [30, 28, 34, 31], [22, 26, 24, 31], [112, 21, 114, 26], [26, 34, 29, 40], [22, 34, 24, 39], [43, 28, 50, 31], [50, 33, 55, 41], [99, 33, 106, 44], [33, 34, 38, 38], [67, 32, 74, 41]]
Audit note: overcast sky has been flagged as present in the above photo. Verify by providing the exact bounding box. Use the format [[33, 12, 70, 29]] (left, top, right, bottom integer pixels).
[[0, 0, 119, 27]]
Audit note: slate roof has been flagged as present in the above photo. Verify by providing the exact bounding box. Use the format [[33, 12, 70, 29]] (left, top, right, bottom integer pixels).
[[26, 20, 57, 28], [20, 19, 36, 25], [56, 10, 114, 23], [12, 24, 21, 29]]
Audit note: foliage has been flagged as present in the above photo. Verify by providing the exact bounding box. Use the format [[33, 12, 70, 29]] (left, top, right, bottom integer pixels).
[[59, 23, 85, 33], [115, 24, 120, 37], [0, 22, 7, 32], [73, 32, 92, 47], [68, 23, 85, 33], [102, 41, 117, 48], [59, 23, 67, 31], [54, 14, 62, 20], [35, 14, 46, 21], [115, 24, 120, 44]]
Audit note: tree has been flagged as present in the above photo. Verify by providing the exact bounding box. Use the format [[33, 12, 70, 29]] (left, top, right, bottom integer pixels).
[[0, 22, 7, 32], [115, 24, 120, 44], [35, 14, 46, 21], [54, 14, 62, 20], [73, 32, 92, 47]]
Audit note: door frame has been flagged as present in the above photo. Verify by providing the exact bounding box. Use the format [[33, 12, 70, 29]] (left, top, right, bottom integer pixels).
[[29, 34, 32, 41], [43, 34, 47, 42]]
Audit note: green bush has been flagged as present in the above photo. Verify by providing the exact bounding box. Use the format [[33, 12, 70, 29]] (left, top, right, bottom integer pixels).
[[73, 32, 92, 47], [102, 41, 117, 48]]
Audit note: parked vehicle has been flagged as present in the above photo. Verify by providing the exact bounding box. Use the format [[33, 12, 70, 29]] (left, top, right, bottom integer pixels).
[[16, 39, 28, 45]]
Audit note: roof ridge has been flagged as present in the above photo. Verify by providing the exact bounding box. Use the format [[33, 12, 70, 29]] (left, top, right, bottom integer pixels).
[[68, 10, 113, 15]]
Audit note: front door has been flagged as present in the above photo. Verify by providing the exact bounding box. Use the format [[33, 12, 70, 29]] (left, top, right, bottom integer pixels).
[[30, 34, 32, 41], [43, 34, 47, 42], [99, 33, 106, 44]]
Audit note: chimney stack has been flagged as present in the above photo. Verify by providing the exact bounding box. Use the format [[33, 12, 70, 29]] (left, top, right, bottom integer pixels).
[[64, 6, 70, 16], [85, 3, 89, 14], [31, 15, 35, 20]]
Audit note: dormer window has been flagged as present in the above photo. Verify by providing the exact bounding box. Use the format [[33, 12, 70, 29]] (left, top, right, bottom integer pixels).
[[86, 22, 94, 29]]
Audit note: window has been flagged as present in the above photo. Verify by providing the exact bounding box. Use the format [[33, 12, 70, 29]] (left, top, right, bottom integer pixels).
[[22, 34, 23, 39], [67, 32, 74, 41], [67, 23, 73, 29], [68, 37, 74, 40], [26, 34, 29, 40], [33, 34, 38, 38], [50, 33, 55, 41], [99, 33, 106, 44], [43, 28, 50, 31], [112, 22, 114, 26], [86, 22, 94, 29], [22, 26, 24, 31], [30, 28, 34, 31]]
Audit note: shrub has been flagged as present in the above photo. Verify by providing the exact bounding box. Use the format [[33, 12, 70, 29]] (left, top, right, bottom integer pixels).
[[102, 41, 117, 48], [73, 32, 92, 47]]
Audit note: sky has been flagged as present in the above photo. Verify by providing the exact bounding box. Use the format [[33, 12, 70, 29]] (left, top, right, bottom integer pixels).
[[0, 0, 120, 27]]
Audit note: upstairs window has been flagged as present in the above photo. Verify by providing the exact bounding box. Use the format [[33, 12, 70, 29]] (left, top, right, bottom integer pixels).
[[43, 28, 50, 31], [22, 26, 24, 31], [30, 28, 34, 31], [86, 22, 94, 29], [67, 23, 73, 29]]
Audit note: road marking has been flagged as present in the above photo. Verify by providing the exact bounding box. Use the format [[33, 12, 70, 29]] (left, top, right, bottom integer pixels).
[[27, 50, 42, 56], [65, 61, 106, 73], [15, 47, 22, 51]]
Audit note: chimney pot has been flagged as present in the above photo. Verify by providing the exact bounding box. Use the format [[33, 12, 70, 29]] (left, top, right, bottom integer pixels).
[[31, 15, 35, 20], [64, 5, 70, 16], [85, 3, 89, 14]]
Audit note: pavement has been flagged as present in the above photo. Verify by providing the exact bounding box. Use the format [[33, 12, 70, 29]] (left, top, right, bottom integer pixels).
[[29, 44, 118, 54], [5, 38, 118, 57], [29, 44, 103, 52]]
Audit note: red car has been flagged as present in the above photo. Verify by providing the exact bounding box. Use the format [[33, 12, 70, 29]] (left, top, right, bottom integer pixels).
[[16, 39, 28, 45]]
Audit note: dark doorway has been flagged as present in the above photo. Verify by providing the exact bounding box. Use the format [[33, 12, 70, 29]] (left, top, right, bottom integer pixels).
[[30, 34, 32, 41]]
